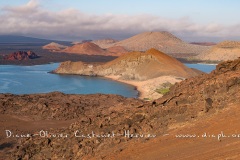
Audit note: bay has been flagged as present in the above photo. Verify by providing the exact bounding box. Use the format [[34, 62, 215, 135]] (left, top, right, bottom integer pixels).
[[0, 63, 138, 98]]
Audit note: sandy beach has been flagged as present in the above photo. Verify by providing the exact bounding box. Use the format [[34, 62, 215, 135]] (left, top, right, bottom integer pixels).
[[105, 75, 183, 100]]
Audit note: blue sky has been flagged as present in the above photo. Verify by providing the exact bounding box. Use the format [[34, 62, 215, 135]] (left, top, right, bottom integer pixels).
[[0, 0, 240, 41]]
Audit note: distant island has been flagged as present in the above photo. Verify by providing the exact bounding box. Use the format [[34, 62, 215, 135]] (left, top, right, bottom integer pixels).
[[2, 51, 39, 61], [195, 41, 240, 61]]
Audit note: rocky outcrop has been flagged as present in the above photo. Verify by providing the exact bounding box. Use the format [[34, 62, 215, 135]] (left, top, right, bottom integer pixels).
[[3, 51, 39, 60], [155, 58, 240, 114], [196, 41, 240, 61], [0, 92, 141, 121], [1, 58, 239, 159], [54, 48, 201, 80]]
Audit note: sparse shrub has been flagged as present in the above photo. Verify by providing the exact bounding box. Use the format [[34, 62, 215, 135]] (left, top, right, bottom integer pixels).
[[143, 98, 151, 101], [155, 82, 173, 95], [155, 88, 170, 95]]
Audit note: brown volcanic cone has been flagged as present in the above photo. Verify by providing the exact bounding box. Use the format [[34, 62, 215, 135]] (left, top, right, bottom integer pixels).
[[112, 31, 210, 54], [197, 41, 240, 61], [62, 42, 126, 56], [102, 48, 201, 79], [63, 42, 107, 55], [42, 42, 68, 51], [55, 48, 201, 80]]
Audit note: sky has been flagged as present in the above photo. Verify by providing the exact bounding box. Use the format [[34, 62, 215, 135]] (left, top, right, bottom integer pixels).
[[0, 0, 240, 42]]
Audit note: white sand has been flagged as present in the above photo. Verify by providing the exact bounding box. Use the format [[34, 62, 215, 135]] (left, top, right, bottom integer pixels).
[[105, 75, 183, 100]]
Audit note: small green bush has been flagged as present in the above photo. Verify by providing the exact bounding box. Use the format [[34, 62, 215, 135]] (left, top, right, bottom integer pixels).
[[155, 82, 172, 95], [143, 98, 151, 101], [155, 88, 170, 95]]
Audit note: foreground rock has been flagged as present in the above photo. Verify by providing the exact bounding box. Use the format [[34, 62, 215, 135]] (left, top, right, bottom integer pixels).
[[196, 41, 240, 62], [3, 51, 39, 60], [155, 57, 240, 113], [0, 58, 239, 159]]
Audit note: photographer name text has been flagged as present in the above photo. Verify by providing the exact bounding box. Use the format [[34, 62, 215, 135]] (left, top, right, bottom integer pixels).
[[4, 130, 156, 139]]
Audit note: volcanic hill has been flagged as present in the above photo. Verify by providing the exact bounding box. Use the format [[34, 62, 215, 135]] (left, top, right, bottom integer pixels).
[[109, 31, 210, 54], [196, 41, 240, 61], [1, 58, 239, 159], [62, 42, 107, 55], [42, 42, 68, 51], [54, 48, 200, 80], [61, 42, 127, 56]]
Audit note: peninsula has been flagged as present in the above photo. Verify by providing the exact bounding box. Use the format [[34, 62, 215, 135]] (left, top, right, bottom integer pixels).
[[53, 48, 202, 99]]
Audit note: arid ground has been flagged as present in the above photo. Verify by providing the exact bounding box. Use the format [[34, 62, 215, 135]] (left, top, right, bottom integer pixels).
[[0, 58, 239, 159]]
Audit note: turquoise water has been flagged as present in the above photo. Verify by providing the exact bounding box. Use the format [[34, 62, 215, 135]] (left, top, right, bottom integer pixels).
[[184, 63, 216, 73], [0, 63, 138, 97], [0, 63, 216, 96]]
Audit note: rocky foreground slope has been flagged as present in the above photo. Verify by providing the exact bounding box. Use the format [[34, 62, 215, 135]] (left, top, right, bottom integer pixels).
[[54, 48, 200, 81], [196, 41, 240, 61], [0, 58, 239, 159]]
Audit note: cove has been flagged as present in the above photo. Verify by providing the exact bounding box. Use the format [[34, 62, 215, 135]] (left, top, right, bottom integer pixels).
[[0, 63, 138, 98]]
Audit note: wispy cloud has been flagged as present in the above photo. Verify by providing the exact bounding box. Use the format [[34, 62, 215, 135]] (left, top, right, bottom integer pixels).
[[3, 0, 39, 14], [0, 0, 239, 41]]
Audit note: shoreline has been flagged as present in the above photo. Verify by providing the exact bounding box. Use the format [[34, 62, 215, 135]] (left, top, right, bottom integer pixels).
[[105, 75, 144, 99], [0, 61, 183, 100], [1, 60, 180, 100], [105, 75, 182, 100], [196, 62, 218, 65]]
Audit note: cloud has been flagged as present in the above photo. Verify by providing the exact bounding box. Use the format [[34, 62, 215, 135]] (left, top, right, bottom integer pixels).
[[0, 0, 239, 41], [3, 0, 39, 14]]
